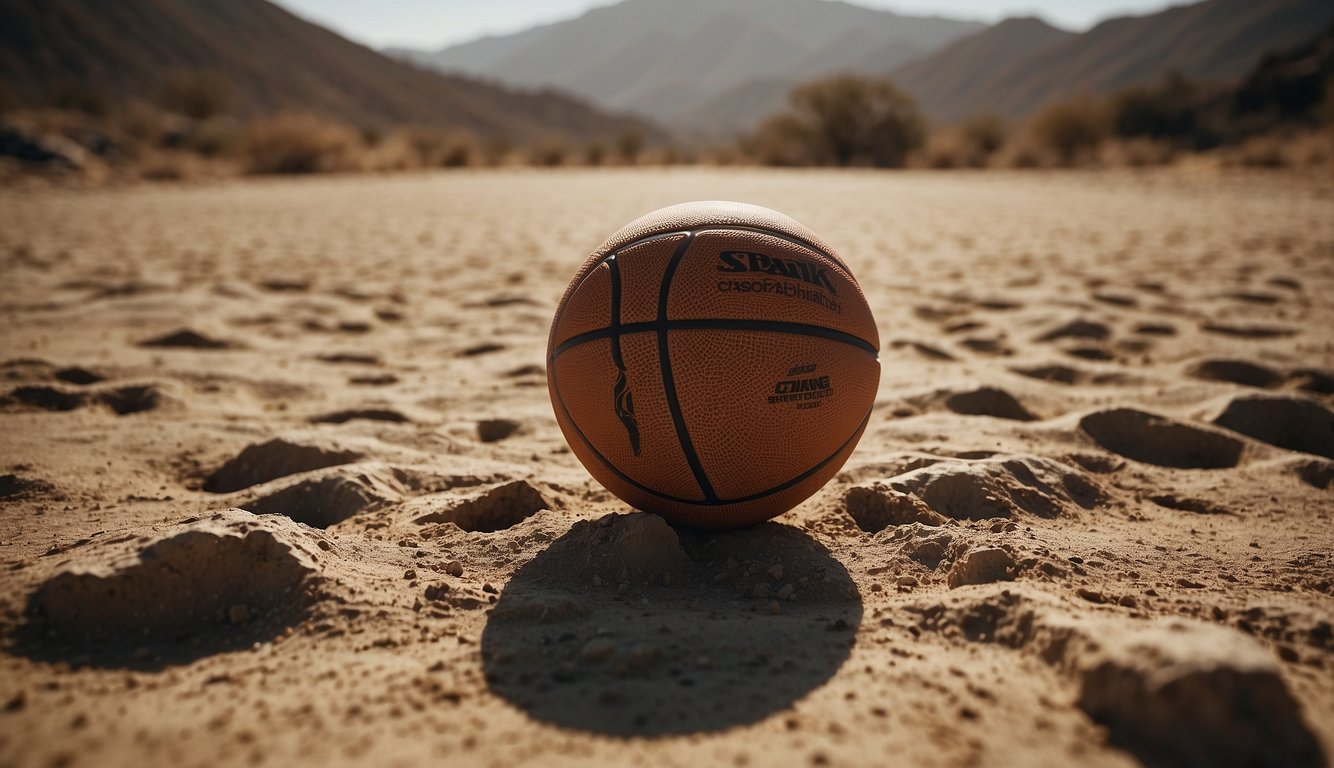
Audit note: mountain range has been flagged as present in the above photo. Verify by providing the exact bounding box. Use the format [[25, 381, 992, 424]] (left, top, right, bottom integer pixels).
[[0, 0, 650, 142], [391, 0, 985, 133], [397, 0, 1334, 135]]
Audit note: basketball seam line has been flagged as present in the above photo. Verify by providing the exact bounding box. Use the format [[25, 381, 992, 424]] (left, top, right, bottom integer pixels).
[[551, 319, 879, 360], [657, 232, 719, 502]]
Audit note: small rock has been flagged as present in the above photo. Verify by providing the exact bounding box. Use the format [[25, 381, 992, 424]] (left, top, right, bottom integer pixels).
[[768, 564, 784, 580], [776, 584, 795, 600], [403, 569, 417, 580], [897, 575, 918, 588], [227, 604, 250, 625], [445, 561, 464, 577], [751, 583, 770, 599]]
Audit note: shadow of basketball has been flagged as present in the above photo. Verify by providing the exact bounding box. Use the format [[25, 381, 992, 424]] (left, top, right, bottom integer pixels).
[[480, 512, 861, 737]]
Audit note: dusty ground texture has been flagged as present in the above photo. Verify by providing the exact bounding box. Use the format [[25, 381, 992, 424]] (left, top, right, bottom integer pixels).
[[1, 168, 1332, 768]]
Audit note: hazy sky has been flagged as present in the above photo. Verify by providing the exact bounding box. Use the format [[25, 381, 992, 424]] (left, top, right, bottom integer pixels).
[[274, 0, 1180, 50]]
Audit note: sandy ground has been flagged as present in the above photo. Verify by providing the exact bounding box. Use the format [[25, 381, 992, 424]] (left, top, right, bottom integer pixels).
[[0, 167, 1331, 768]]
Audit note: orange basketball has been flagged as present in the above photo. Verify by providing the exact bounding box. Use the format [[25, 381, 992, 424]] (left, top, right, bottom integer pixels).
[[547, 201, 880, 528]]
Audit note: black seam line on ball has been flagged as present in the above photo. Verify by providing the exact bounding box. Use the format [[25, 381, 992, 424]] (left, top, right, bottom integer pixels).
[[607, 256, 624, 368], [550, 320, 879, 360], [658, 232, 719, 502], [549, 355, 705, 505]]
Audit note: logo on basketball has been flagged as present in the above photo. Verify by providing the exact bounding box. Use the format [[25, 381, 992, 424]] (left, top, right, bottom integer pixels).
[[717, 250, 838, 294]]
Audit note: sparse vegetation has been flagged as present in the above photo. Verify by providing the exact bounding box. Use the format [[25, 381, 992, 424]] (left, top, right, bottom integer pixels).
[[748, 75, 925, 167], [242, 113, 364, 174], [157, 71, 234, 121]]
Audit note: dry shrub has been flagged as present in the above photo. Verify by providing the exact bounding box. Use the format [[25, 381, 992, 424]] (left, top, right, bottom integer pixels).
[[584, 141, 608, 166], [157, 71, 233, 121], [749, 74, 925, 167], [528, 138, 569, 167], [186, 116, 241, 158], [992, 138, 1049, 169], [616, 129, 644, 164], [242, 113, 364, 174], [1099, 138, 1176, 167], [138, 150, 198, 181], [400, 126, 479, 167], [1223, 129, 1334, 169], [1027, 97, 1109, 166]]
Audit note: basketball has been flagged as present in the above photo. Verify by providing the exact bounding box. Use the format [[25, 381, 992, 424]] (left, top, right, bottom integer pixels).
[[547, 201, 880, 528]]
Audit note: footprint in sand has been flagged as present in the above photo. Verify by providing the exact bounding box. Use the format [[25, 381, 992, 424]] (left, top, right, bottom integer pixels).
[[1079, 408, 1243, 469], [7, 383, 162, 415], [943, 387, 1036, 421], [1036, 319, 1111, 343], [138, 328, 235, 349], [310, 408, 409, 424], [478, 418, 522, 443], [242, 475, 385, 529], [1201, 323, 1297, 339], [1212, 395, 1334, 459], [1189, 359, 1284, 389], [202, 438, 364, 493], [410, 480, 548, 532]]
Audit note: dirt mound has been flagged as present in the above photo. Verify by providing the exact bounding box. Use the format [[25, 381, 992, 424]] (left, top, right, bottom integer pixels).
[[138, 328, 233, 349], [1212, 395, 1334, 459], [1189, 359, 1283, 388], [310, 408, 409, 424], [912, 588, 1325, 767], [943, 387, 1036, 420], [1080, 408, 1244, 468], [412, 480, 548, 532], [203, 438, 364, 493], [17, 511, 319, 667], [845, 455, 1103, 530], [1079, 621, 1325, 768]]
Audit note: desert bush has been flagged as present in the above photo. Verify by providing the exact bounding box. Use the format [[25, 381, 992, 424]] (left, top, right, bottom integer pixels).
[[157, 71, 233, 121], [584, 141, 607, 166], [187, 116, 241, 158], [961, 113, 1006, 156], [52, 81, 110, 116], [1098, 138, 1176, 167], [616, 129, 644, 164], [528, 138, 569, 167], [1027, 97, 1108, 166], [1109, 73, 1209, 148], [242, 113, 364, 174], [750, 74, 925, 167], [398, 126, 478, 167], [0, 79, 15, 115]]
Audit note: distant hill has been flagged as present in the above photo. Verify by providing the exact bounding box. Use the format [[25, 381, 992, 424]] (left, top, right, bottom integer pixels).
[[894, 0, 1334, 122], [890, 18, 1076, 122], [0, 0, 650, 142], [394, 0, 984, 133]]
